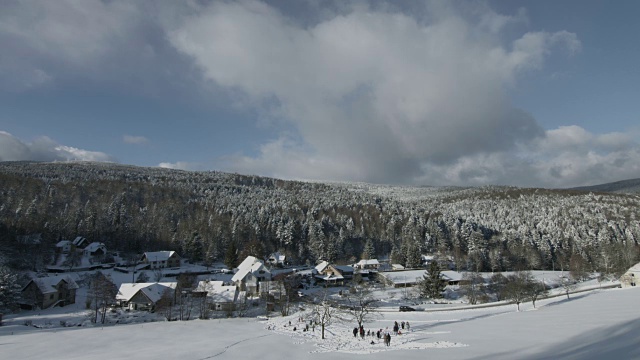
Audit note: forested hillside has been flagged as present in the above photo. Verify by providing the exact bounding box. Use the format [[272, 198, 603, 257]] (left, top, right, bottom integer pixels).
[[1, 161, 639, 276]]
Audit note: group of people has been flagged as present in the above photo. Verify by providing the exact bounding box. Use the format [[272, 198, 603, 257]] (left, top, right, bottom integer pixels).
[[351, 321, 412, 347], [392, 320, 410, 334]]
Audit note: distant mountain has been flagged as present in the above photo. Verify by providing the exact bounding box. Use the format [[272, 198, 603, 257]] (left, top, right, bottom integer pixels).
[[569, 178, 640, 194]]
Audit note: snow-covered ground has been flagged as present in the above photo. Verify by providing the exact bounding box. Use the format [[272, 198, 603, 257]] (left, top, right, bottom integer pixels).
[[2, 285, 639, 359]]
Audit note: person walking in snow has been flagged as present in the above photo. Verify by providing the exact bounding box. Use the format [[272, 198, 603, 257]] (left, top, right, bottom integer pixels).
[[401, 321, 405, 330], [406, 321, 410, 332], [353, 327, 358, 337]]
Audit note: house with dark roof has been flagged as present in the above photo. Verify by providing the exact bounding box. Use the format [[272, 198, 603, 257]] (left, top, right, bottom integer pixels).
[[314, 261, 354, 285], [21, 275, 79, 309], [72, 236, 89, 249]]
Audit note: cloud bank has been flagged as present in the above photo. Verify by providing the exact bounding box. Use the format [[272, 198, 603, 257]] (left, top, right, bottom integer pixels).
[[2, 1, 639, 188], [0, 131, 114, 163], [167, 1, 621, 187]]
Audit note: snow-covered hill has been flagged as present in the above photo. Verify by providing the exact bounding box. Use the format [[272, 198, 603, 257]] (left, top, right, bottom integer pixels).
[[2, 286, 639, 359]]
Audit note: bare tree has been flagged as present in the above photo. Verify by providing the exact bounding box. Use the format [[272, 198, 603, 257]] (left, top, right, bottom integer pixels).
[[560, 275, 577, 299], [273, 273, 301, 317], [488, 272, 508, 301], [153, 269, 163, 282], [307, 289, 342, 339], [155, 288, 175, 320], [343, 281, 380, 327], [460, 272, 486, 305], [87, 272, 118, 324], [526, 280, 548, 308], [176, 273, 197, 321], [503, 271, 534, 311]]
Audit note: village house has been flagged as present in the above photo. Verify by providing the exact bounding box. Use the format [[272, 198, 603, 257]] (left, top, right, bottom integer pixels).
[[377, 269, 464, 288], [55, 240, 72, 254], [266, 252, 286, 267], [620, 262, 640, 287], [354, 259, 380, 271], [196, 280, 240, 312], [83, 242, 107, 260], [231, 256, 271, 294], [314, 261, 354, 285], [72, 236, 89, 249], [21, 275, 79, 309], [140, 251, 181, 269], [116, 282, 177, 311], [55, 236, 89, 255]]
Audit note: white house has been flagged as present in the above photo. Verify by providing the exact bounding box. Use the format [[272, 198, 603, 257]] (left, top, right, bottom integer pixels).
[[140, 251, 181, 269], [620, 263, 640, 288], [196, 280, 239, 311], [55, 240, 72, 254], [354, 259, 380, 270], [83, 242, 107, 258], [231, 256, 271, 294], [116, 282, 177, 311]]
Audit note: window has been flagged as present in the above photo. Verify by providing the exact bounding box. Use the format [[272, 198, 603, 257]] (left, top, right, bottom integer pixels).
[[50, 294, 54, 300]]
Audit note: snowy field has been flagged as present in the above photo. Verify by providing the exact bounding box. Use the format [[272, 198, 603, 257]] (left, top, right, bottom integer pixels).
[[1, 286, 639, 360]]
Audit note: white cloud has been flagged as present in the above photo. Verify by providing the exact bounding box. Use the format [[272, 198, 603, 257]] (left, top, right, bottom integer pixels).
[[170, 1, 583, 185], [123, 135, 149, 145], [412, 126, 640, 188], [158, 161, 198, 171], [0, 131, 114, 163]]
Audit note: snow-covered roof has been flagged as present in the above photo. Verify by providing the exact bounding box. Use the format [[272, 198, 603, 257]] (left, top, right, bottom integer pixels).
[[72, 236, 87, 246], [232, 256, 268, 283], [379, 270, 426, 285], [56, 240, 71, 247], [116, 282, 177, 303], [315, 261, 329, 273], [626, 262, 640, 273], [197, 280, 238, 302], [143, 251, 177, 262], [441, 271, 463, 282], [84, 242, 106, 253], [27, 275, 79, 294], [391, 264, 405, 270], [356, 259, 380, 266], [315, 274, 344, 281]]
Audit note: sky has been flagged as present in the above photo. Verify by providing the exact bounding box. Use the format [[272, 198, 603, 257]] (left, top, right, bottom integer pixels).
[[1, 0, 639, 188]]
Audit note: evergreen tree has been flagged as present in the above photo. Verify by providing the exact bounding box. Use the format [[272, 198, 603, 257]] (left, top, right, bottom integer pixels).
[[0, 265, 21, 314], [419, 261, 445, 299], [224, 241, 239, 269], [362, 239, 375, 260]]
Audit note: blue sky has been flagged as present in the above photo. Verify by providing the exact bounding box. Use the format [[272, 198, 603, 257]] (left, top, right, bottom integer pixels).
[[1, 0, 639, 188]]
